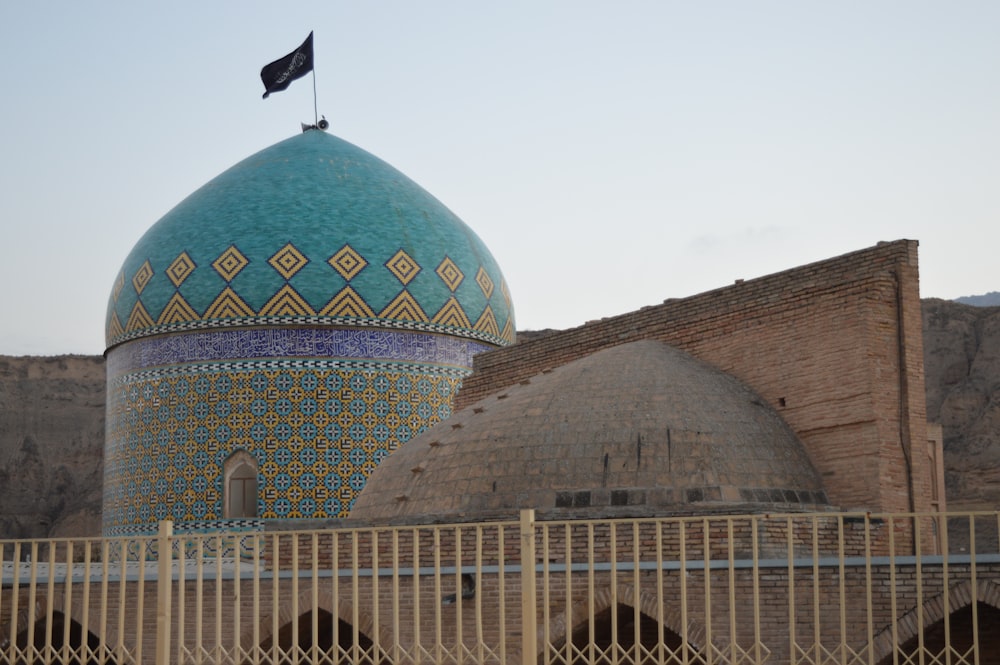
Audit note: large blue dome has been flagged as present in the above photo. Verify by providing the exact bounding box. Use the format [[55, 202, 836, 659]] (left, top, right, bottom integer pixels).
[[106, 130, 514, 349]]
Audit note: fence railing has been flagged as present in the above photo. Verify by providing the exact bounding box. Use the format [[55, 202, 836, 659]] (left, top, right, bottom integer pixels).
[[2, 511, 999, 665]]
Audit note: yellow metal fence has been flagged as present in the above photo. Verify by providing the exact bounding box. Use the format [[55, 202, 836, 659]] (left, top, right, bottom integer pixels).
[[2, 511, 999, 665]]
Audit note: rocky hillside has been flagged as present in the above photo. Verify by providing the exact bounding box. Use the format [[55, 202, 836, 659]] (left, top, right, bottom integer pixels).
[[0, 356, 105, 538], [0, 299, 997, 539], [922, 299, 1000, 511]]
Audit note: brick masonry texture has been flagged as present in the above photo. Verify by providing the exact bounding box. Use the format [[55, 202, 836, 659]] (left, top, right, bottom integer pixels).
[[456, 240, 931, 518]]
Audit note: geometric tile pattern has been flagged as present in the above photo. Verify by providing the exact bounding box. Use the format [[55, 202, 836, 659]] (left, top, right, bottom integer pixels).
[[105, 328, 491, 373], [435, 256, 464, 292], [385, 249, 420, 286], [268, 243, 309, 280], [212, 245, 250, 282], [132, 260, 154, 295], [167, 251, 197, 287], [475, 266, 494, 299], [103, 362, 462, 534], [108, 241, 515, 348], [328, 244, 367, 281]]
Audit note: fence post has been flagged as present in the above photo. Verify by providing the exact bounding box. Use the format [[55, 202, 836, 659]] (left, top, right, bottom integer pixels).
[[520, 509, 537, 665], [156, 520, 174, 665]]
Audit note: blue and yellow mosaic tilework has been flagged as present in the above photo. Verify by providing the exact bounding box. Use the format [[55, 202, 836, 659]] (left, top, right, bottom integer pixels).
[[105, 131, 515, 350], [103, 358, 462, 536]]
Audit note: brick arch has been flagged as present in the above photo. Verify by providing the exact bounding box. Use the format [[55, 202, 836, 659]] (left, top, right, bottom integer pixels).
[[544, 583, 706, 656], [24, 592, 102, 641], [869, 578, 1000, 663], [13, 601, 111, 662], [242, 588, 393, 652]]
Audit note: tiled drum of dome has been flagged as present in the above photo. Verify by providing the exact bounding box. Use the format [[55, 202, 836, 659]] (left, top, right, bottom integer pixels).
[[103, 364, 461, 535]]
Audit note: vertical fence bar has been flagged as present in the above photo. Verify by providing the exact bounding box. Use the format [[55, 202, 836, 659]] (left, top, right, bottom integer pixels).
[[391, 529, 401, 665], [662, 520, 671, 665], [453, 526, 462, 664], [61, 540, 73, 665], [176, 535, 186, 665], [788, 516, 797, 665], [292, 533, 300, 665], [610, 521, 619, 665], [116, 540, 127, 665], [969, 516, 978, 665], [311, 532, 320, 665], [500, 525, 509, 665], [234, 534, 243, 665], [411, 528, 421, 665], [332, 530, 341, 664], [587, 521, 596, 665], [155, 520, 173, 665], [475, 525, 484, 665], [751, 517, 762, 665], [215, 534, 224, 665], [351, 531, 361, 663], [271, 533, 280, 665], [46, 539, 57, 664], [540, 524, 550, 665], [888, 516, 899, 665], [865, 514, 874, 665], [432, 528, 442, 664], [136, 536, 148, 665], [521, 509, 537, 665], [99, 541, 110, 665], [631, 521, 640, 665], [838, 515, 847, 664], [914, 517, 924, 665], [195, 538, 205, 665], [564, 522, 573, 665], [727, 518, 737, 665], [812, 515, 821, 665], [8, 542, 22, 665], [702, 519, 712, 665], [942, 516, 951, 665]]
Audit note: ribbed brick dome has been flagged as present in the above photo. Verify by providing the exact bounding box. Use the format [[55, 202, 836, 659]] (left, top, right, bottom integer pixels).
[[351, 340, 829, 524]]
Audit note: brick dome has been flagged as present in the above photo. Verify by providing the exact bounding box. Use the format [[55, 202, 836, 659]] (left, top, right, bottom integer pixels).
[[350, 340, 829, 524]]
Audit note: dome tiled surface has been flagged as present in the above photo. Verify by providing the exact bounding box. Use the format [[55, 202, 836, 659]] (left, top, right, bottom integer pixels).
[[103, 131, 513, 536], [351, 340, 829, 524], [106, 130, 513, 348]]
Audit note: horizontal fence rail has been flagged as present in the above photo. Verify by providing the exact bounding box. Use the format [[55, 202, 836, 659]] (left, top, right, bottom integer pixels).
[[1, 511, 998, 665]]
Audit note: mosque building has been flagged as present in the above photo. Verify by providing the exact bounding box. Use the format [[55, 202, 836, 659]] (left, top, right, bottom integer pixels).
[[102, 129, 514, 537], [32, 125, 989, 665]]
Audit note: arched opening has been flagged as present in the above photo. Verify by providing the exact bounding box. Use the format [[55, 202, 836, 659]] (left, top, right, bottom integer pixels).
[[14, 612, 113, 665], [556, 603, 697, 665], [224, 450, 258, 518], [876, 602, 1000, 665], [258, 609, 384, 665]]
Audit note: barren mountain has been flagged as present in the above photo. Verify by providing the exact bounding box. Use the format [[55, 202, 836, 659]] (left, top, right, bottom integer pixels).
[[0, 356, 105, 538], [922, 299, 1000, 511]]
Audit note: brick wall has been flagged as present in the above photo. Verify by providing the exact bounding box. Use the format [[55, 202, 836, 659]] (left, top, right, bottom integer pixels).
[[456, 240, 931, 516]]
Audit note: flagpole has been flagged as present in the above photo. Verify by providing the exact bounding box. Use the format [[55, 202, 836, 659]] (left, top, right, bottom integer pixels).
[[312, 69, 318, 127]]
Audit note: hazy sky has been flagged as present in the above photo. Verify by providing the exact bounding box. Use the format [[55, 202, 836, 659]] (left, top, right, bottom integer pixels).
[[1, 2, 997, 356]]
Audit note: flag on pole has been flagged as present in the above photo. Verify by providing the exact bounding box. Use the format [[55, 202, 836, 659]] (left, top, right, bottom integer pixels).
[[260, 32, 314, 99]]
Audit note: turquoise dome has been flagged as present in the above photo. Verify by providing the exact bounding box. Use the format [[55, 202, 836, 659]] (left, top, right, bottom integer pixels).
[[106, 130, 514, 349]]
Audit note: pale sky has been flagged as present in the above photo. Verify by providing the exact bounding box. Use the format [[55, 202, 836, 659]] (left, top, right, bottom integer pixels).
[[1, 1, 997, 356]]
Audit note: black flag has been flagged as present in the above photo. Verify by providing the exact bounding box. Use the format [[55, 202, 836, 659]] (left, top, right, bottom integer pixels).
[[260, 32, 314, 99]]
